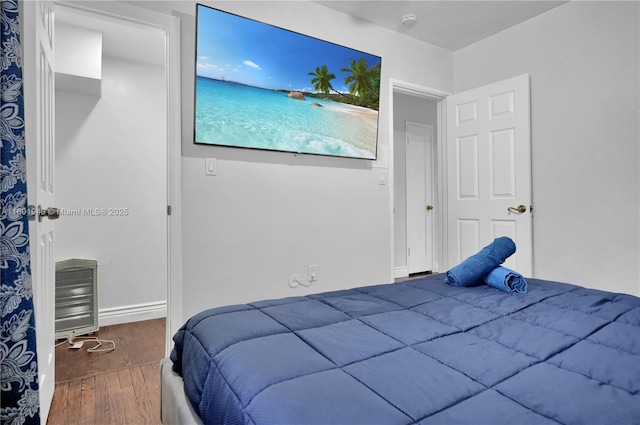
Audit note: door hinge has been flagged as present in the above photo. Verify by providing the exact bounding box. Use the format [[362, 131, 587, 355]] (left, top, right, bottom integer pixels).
[[167, 205, 172, 216]]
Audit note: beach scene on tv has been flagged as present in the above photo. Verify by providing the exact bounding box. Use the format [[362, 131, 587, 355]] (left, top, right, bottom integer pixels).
[[194, 5, 381, 160]]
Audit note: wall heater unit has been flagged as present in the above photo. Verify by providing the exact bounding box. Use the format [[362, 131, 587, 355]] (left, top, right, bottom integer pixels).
[[55, 259, 98, 340]]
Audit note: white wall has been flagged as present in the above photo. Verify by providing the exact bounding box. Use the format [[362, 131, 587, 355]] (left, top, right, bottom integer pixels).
[[136, 1, 453, 319], [55, 55, 168, 321], [393, 93, 437, 274], [454, 1, 640, 295], [55, 23, 101, 79], [55, 23, 102, 96]]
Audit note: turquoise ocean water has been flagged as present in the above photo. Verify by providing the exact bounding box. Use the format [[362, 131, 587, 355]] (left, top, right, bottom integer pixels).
[[195, 77, 378, 159]]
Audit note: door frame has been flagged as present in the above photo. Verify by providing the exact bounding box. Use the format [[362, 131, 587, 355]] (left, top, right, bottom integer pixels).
[[54, 1, 183, 355], [388, 79, 450, 279]]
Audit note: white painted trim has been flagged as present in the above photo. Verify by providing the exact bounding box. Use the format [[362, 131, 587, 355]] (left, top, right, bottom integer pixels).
[[394, 266, 409, 279], [390, 79, 450, 99], [389, 79, 451, 278], [436, 100, 448, 272], [387, 79, 397, 283], [99, 301, 167, 327], [165, 9, 183, 360]]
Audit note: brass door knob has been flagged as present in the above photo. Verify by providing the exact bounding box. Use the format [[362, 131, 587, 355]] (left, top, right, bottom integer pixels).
[[426, 205, 434, 211], [507, 204, 527, 214]]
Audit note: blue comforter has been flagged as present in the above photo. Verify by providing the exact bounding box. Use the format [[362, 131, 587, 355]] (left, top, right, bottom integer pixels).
[[171, 274, 640, 424]]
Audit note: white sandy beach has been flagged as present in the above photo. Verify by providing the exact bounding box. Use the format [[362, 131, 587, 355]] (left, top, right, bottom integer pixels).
[[323, 101, 379, 129]]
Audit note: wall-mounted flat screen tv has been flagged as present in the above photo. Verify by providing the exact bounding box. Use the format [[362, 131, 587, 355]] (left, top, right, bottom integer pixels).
[[194, 4, 382, 160]]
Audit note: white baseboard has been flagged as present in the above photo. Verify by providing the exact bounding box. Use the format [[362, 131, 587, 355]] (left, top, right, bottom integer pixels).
[[99, 300, 167, 327], [394, 267, 409, 279]]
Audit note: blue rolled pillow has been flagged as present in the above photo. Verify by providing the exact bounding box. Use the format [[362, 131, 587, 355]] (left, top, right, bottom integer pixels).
[[484, 266, 528, 293], [445, 237, 516, 287]]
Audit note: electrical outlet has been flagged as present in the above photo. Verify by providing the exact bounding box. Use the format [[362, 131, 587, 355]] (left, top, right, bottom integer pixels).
[[308, 265, 317, 281]]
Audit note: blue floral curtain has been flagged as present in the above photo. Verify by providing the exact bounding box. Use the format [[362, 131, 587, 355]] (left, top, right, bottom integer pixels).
[[1, 0, 41, 424]]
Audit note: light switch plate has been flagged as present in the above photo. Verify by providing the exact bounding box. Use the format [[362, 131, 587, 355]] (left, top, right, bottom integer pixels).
[[378, 170, 387, 185], [205, 157, 217, 176]]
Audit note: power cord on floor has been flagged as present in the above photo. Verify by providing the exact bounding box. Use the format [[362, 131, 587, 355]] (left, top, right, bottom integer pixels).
[[55, 335, 116, 353]]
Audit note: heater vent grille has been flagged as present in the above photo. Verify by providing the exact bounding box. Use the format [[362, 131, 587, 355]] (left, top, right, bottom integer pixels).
[[55, 259, 98, 339]]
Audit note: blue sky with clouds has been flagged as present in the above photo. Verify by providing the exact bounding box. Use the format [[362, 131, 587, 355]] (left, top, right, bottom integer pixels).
[[196, 4, 381, 92]]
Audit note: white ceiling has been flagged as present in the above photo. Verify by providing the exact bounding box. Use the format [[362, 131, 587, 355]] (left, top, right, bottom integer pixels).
[[314, 1, 570, 51]]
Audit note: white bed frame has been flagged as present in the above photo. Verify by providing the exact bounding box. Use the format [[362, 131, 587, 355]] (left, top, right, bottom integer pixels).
[[159, 358, 204, 424]]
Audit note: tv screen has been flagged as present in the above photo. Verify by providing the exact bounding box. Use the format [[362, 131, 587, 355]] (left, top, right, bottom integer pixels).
[[194, 4, 382, 160]]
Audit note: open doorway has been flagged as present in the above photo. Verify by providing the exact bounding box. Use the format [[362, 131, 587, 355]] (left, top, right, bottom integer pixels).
[[54, 5, 168, 330]]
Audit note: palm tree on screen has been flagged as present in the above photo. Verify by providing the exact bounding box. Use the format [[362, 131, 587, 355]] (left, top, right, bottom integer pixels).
[[308, 65, 337, 94], [341, 57, 374, 102]]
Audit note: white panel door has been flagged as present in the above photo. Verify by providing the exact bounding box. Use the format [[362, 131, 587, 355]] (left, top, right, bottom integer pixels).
[[23, 1, 56, 422], [446, 74, 532, 276], [406, 122, 434, 274]]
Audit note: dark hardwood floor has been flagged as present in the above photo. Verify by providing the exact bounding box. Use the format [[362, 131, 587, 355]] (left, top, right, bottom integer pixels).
[[48, 318, 165, 425]]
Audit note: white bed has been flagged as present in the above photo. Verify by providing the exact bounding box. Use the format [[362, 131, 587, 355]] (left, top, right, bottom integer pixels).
[[159, 358, 203, 424]]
